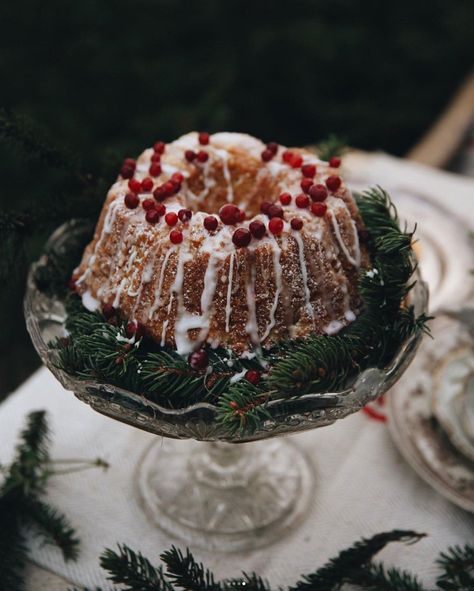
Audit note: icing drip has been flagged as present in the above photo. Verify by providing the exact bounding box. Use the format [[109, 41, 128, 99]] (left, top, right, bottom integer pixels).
[[225, 252, 235, 332], [171, 242, 196, 355], [148, 248, 176, 320], [293, 231, 314, 319], [196, 253, 220, 342], [76, 197, 121, 286], [215, 148, 234, 203], [245, 263, 260, 346], [328, 209, 361, 267], [261, 239, 282, 342], [112, 277, 127, 308]]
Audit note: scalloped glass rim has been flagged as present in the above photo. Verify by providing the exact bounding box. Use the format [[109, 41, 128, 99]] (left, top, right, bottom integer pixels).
[[24, 220, 429, 442]]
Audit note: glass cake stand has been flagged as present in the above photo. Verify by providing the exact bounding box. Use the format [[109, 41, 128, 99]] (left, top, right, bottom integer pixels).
[[24, 220, 429, 551]]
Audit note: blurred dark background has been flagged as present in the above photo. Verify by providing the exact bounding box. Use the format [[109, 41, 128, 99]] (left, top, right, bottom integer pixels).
[[1, 0, 473, 399]]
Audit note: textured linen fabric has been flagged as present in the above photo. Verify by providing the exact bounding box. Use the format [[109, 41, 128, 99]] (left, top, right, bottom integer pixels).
[[1, 153, 474, 590]]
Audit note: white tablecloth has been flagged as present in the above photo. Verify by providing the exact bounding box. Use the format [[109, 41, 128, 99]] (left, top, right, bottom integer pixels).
[[2, 153, 474, 589]]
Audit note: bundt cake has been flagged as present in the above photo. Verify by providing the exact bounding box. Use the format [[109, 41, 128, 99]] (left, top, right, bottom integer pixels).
[[72, 132, 370, 356]]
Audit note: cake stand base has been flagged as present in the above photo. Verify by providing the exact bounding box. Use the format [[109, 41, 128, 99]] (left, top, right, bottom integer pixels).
[[136, 437, 314, 552]]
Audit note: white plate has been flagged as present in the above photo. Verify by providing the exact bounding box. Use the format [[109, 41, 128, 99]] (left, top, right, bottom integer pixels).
[[387, 312, 474, 513]]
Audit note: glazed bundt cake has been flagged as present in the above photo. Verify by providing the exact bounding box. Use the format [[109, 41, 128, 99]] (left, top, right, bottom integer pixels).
[[73, 132, 369, 355]]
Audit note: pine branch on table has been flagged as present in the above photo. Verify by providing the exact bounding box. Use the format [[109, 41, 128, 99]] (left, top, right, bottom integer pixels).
[[161, 546, 223, 591], [100, 544, 173, 591], [436, 544, 474, 590]]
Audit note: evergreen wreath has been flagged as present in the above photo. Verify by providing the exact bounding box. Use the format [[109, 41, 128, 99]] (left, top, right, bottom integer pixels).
[[32, 186, 430, 436]]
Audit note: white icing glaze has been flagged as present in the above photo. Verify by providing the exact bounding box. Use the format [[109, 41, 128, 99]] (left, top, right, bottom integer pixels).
[[327, 208, 361, 267], [225, 251, 235, 333], [82, 289, 100, 311], [261, 238, 282, 342]]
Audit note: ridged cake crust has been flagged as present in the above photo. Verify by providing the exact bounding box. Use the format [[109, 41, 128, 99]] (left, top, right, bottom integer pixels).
[[74, 132, 369, 355]]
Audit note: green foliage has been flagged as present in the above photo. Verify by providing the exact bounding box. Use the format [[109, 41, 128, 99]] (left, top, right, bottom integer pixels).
[[289, 530, 425, 591], [161, 546, 222, 591], [46, 186, 429, 435], [90, 532, 473, 591], [0, 410, 106, 591], [436, 544, 474, 590], [100, 544, 173, 591], [317, 134, 347, 161]]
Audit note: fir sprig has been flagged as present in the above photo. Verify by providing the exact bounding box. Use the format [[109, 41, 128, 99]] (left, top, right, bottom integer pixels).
[[317, 133, 347, 161], [45, 186, 429, 435], [0, 410, 107, 591], [86, 531, 473, 591]]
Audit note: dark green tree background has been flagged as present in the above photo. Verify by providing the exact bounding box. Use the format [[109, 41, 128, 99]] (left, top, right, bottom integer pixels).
[[1, 0, 473, 396]]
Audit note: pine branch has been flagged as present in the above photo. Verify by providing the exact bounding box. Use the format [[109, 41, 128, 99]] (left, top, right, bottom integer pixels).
[[0, 109, 88, 185], [289, 530, 425, 591], [100, 544, 173, 591], [23, 499, 80, 561], [0, 496, 28, 591], [317, 134, 347, 161], [161, 546, 223, 591], [3, 410, 50, 498], [217, 383, 271, 436], [224, 572, 271, 591], [436, 544, 474, 590], [347, 561, 427, 590]]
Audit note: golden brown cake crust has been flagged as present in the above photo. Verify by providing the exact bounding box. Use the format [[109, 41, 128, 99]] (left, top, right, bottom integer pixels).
[[73, 132, 369, 355]]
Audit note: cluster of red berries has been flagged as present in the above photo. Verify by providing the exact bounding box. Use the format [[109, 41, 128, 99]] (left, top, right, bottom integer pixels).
[[185, 132, 211, 164]]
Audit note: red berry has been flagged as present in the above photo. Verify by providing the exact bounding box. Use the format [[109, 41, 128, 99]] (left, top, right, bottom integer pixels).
[[153, 141, 165, 154], [198, 132, 210, 145], [170, 229, 183, 244], [123, 158, 136, 168], [120, 164, 135, 179], [329, 156, 341, 168], [126, 320, 145, 339], [204, 216, 218, 232], [165, 212, 178, 226], [326, 175, 342, 192], [267, 142, 278, 154], [68, 276, 77, 291], [291, 217, 304, 230], [245, 369, 261, 385], [295, 194, 310, 208], [302, 163, 316, 178], [267, 204, 284, 219], [178, 208, 192, 222], [232, 228, 252, 248], [171, 172, 184, 184], [291, 155, 303, 168], [279, 192, 292, 205], [124, 193, 139, 209], [141, 177, 154, 192], [311, 202, 327, 217], [197, 150, 209, 163], [185, 149, 196, 162], [268, 217, 284, 235], [282, 150, 294, 163], [146, 209, 160, 224], [153, 185, 167, 201], [239, 210, 246, 221], [260, 201, 273, 215], [128, 178, 142, 193], [149, 163, 162, 177], [163, 180, 177, 195], [219, 204, 241, 225], [309, 184, 328, 202], [142, 198, 156, 210], [155, 203, 166, 216], [102, 303, 116, 319], [249, 220, 266, 239], [261, 148, 274, 162], [188, 349, 208, 370], [151, 153, 161, 162], [300, 178, 313, 193]]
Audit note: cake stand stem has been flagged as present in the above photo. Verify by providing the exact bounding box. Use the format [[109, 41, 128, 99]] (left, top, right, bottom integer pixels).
[[137, 437, 314, 552]]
